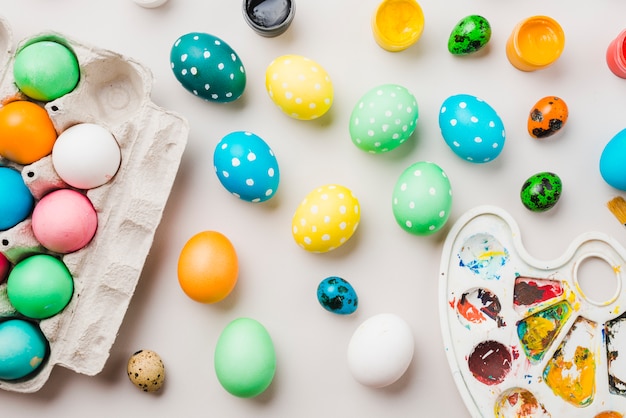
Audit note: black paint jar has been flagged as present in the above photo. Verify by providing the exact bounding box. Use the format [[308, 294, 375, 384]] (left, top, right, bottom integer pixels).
[[242, 0, 295, 37]]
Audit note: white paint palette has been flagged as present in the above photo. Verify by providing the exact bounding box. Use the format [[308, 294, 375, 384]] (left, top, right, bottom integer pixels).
[[440, 206, 626, 417], [0, 17, 188, 392]]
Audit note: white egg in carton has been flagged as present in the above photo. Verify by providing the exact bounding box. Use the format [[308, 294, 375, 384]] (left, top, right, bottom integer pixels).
[[0, 16, 188, 392]]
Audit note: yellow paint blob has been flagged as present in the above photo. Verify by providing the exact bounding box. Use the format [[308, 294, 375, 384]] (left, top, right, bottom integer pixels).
[[506, 15, 565, 71], [371, 0, 424, 52], [595, 412, 624, 418], [544, 345, 595, 406]]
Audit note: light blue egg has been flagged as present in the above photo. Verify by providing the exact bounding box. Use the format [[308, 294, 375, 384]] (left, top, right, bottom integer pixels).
[[170, 32, 246, 103], [438, 94, 505, 163], [0, 319, 48, 380], [600, 128, 626, 191], [213, 131, 280, 202], [317, 276, 358, 315], [0, 167, 34, 231]]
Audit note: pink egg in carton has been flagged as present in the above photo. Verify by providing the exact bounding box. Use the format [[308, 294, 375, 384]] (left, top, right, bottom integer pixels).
[[0, 16, 188, 392]]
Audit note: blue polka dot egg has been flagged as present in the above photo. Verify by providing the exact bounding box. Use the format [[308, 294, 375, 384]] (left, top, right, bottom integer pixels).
[[317, 276, 358, 315], [170, 32, 246, 103], [439, 94, 505, 163], [213, 131, 280, 202]]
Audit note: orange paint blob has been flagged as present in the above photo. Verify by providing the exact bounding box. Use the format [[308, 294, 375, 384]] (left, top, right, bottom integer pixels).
[[595, 412, 624, 418], [371, 0, 424, 52], [177, 231, 238, 304], [543, 345, 595, 406], [506, 16, 565, 71], [0, 100, 57, 164]]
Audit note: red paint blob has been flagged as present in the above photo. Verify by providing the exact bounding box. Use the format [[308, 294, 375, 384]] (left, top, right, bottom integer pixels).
[[468, 340, 512, 385]]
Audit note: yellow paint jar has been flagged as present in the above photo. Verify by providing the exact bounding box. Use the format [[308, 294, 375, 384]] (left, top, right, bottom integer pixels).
[[371, 0, 424, 52], [506, 15, 565, 72]]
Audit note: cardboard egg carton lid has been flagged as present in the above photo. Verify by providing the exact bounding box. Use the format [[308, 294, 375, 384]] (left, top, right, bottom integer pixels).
[[0, 16, 189, 393]]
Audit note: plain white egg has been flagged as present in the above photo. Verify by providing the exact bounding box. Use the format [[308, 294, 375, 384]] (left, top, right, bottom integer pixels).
[[347, 313, 415, 388], [132, 0, 169, 8], [52, 123, 121, 190]]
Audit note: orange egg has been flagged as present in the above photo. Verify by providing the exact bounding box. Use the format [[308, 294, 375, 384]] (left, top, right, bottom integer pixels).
[[0, 100, 58, 164], [177, 231, 238, 303], [527, 96, 568, 139]]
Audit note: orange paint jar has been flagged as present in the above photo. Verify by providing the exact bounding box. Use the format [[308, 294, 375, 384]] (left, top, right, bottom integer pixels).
[[506, 16, 565, 72], [371, 0, 424, 52], [606, 29, 626, 78]]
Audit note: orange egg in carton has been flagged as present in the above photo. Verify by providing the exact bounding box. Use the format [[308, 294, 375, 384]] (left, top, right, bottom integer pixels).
[[0, 16, 188, 392]]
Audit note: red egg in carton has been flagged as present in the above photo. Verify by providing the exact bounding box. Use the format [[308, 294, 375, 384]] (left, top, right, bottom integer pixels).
[[0, 16, 188, 392]]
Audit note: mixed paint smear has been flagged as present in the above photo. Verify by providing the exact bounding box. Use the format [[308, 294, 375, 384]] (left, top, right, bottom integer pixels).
[[494, 387, 550, 417], [455, 288, 506, 328], [606, 312, 626, 395], [458, 233, 509, 280], [517, 301, 572, 363], [514, 277, 564, 308]]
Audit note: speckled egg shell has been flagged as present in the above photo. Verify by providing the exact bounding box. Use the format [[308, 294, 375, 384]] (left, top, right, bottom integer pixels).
[[392, 161, 452, 235], [527, 96, 568, 139], [317, 276, 358, 315], [291, 184, 360, 253], [213, 131, 280, 202], [170, 32, 246, 103], [520, 172, 562, 212], [349, 84, 419, 153], [127, 349, 165, 393], [265, 54, 333, 120], [439, 94, 506, 163], [448, 15, 492, 55]]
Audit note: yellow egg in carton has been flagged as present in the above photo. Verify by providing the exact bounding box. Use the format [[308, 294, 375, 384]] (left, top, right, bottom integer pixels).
[[0, 16, 188, 392]]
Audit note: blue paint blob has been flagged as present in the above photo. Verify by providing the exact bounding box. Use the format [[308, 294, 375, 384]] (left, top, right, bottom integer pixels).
[[317, 276, 358, 315], [0, 167, 34, 231]]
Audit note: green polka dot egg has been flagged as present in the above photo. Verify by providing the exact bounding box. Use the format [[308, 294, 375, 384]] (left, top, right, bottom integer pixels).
[[349, 84, 419, 153], [392, 161, 452, 235], [265, 54, 333, 120], [291, 184, 360, 253], [170, 32, 246, 103]]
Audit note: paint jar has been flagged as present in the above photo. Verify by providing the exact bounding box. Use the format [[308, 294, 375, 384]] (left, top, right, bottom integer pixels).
[[606, 29, 626, 78], [371, 0, 424, 52], [242, 0, 295, 37], [506, 15, 565, 72]]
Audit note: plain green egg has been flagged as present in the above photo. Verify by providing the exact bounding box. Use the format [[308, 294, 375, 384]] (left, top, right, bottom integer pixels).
[[214, 317, 276, 398]]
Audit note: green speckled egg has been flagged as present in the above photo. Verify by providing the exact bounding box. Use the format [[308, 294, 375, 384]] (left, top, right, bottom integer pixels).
[[170, 32, 246, 103], [448, 15, 492, 55], [520, 172, 562, 212]]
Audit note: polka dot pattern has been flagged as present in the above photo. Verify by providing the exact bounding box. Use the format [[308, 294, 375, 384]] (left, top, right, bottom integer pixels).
[[349, 84, 419, 153], [265, 54, 333, 120], [438, 94, 505, 163], [170, 32, 246, 103], [392, 161, 452, 235], [213, 131, 280, 203], [292, 184, 360, 253]]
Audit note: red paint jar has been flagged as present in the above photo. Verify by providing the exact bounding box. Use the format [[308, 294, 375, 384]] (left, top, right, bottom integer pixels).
[[607, 29, 626, 78]]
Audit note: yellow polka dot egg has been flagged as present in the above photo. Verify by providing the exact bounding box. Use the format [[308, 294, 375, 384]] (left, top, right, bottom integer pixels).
[[265, 54, 333, 120], [292, 184, 360, 253]]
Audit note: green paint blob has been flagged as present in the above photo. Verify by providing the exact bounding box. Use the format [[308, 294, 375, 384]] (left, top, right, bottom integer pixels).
[[13, 40, 80, 101], [7, 254, 74, 319], [520, 171, 562, 212], [214, 317, 276, 398], [448, 15, 492, 55]]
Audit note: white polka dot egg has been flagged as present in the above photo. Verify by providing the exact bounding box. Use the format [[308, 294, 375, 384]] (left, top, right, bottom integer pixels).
[[349, 84, 419, 153], [292, 184, 360, 253], [213, 131, 280, 202], [265, 54, 333, 120], [170, 32, 246, 103], [392, 161, 452, 235], [438, 94, 505, 163]]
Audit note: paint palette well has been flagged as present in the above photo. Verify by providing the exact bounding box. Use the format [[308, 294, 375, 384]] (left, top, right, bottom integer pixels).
[[440, 206, 626, 417]]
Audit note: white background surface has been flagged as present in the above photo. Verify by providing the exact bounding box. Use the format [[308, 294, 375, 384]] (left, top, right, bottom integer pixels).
[[2, 0, 626, 417]]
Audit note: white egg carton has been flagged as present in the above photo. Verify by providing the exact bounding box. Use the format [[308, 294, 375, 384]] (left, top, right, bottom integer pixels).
[[0, 17, 188, 392], [440, 205, 626, 416]]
